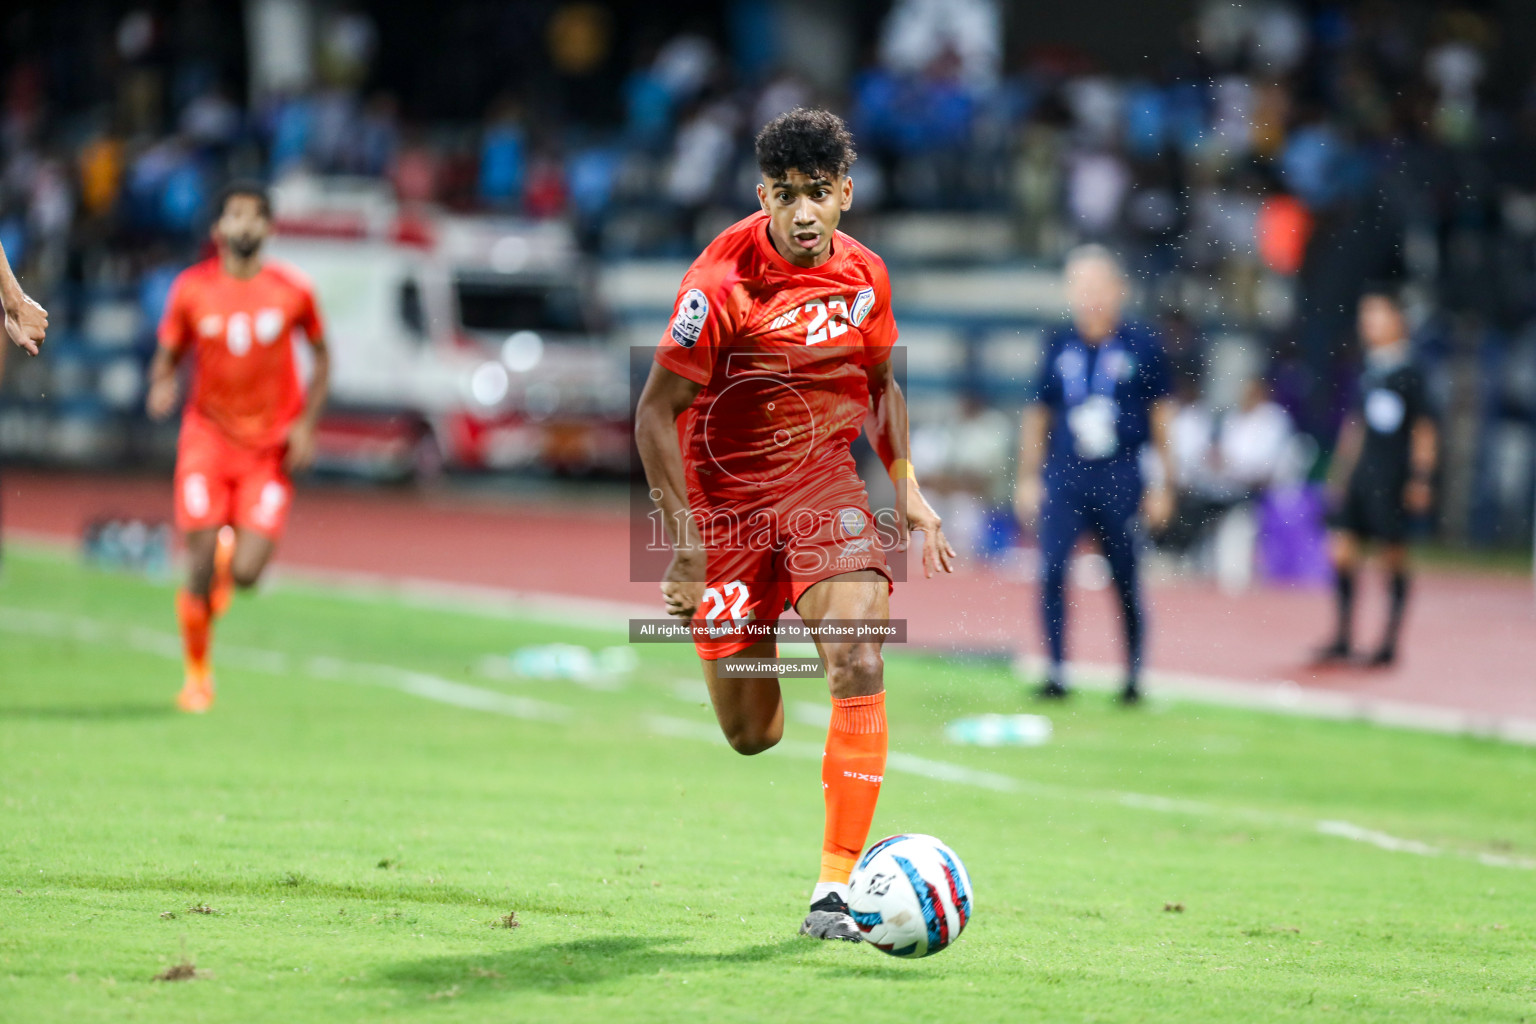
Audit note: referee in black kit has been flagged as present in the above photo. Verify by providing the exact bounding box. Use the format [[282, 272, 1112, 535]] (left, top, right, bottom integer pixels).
[[1315, 288, 1438, 668]]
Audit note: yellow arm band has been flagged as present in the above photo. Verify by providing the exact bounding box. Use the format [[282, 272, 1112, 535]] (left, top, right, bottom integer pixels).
[[888, 458, 917, 482]]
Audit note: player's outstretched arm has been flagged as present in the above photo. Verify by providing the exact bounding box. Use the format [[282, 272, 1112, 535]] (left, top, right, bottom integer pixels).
[[865, 358, 955, 578], [1, 241, 48, 356], [286, 336, 330, 473], [1326, 416, 1365, 502], [1143, 398, 1178, 530], [1405, 415, 1439, 514], [1013, 404, 1051, 528], [635, 362, 707, 618]]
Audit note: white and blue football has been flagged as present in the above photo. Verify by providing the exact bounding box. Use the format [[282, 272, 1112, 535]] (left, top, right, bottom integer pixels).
[[847, 833, 972, 957]]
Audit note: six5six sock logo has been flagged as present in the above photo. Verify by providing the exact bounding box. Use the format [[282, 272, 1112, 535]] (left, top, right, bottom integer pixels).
[[671, 288, 709, 348]]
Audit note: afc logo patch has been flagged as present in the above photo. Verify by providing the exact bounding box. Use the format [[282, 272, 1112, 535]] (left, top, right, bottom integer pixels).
[[837, 507, 867, 537], [671, 288, 709, 348]]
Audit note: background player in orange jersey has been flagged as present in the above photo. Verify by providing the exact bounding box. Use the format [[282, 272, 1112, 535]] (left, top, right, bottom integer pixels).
[[635, 109, 956, 941], [146, 182, 329, 712]]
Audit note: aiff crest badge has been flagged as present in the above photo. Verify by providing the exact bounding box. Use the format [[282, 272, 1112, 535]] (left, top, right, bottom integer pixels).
[[850, 286, 876, 327], [671, 288, 709, 348]]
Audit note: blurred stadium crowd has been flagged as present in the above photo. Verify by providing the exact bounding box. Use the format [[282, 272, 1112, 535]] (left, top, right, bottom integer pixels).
[[2, 0, 1534, 551]]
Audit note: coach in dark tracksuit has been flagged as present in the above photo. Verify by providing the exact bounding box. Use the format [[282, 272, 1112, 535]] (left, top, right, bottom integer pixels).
[[1316, 289, 1437, 667], [1014, 246, 1176, 704]]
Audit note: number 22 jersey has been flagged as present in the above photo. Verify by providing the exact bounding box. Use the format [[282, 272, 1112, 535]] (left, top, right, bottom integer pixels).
[[655, 211, 898, 509]]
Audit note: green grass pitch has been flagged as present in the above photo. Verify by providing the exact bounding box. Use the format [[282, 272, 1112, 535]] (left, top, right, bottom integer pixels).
[[2, 545, 1535, 1022]]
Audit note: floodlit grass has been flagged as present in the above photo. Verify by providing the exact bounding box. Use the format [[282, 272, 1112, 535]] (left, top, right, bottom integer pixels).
[[2, 546, 1534, 1022]]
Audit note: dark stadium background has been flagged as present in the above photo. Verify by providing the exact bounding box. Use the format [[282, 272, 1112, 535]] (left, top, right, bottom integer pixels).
[[2, 0, 1534, 695]]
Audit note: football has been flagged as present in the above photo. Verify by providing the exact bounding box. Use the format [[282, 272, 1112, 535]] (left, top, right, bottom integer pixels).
[[847, 833, 973, 958]]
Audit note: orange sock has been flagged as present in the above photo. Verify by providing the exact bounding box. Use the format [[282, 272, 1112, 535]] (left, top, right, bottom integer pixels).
[[820, 692, 888, 884], [176, 590, 212, 676], [209, 527, 235, 619]]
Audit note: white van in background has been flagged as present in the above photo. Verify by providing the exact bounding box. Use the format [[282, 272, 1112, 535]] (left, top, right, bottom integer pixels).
[[266, 176, 630, 481]]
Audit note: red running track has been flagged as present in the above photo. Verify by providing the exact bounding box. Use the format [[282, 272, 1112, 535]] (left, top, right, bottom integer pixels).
[[5, 468, 1533, 720]]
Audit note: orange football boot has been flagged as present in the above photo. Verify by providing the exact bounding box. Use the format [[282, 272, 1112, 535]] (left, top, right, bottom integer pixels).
[[176, 662, 215, 713]]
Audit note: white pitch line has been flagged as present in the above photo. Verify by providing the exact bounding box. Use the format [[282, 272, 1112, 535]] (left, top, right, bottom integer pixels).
[[272, 565, 657, 632], [790, 701, 832, 727], [0, 607, 570, 723], [306, 655, 570, 722], [12, 535, 1536, 747], [885, 751, 1022, 794], [1315, 820, 1441, 858], [5, 604, 1532, 872], [643, 711, 1536, 871], [1011, 652, 1536, 747], [293, 568, 1536, 747]]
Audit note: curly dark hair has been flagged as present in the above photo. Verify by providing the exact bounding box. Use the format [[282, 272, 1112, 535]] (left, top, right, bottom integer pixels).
[[215, 179, 272, 220], [754, 108, 856, 181]]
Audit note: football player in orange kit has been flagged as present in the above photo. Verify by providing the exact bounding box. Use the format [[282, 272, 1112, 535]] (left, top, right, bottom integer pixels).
[[635, 109, 956, 941], [146, 182, 329, 713]]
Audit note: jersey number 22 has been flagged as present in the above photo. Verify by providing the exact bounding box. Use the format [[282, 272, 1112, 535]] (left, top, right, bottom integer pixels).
[[803, 298, 849, 345]]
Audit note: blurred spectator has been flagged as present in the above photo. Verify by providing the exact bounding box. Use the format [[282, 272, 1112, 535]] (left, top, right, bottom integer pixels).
[[78, 133, 125, 221], [1, 0, 1534, 542], [479, 97, 528, 209], [181, 87, 241, 149], [1066, 148, 1129, 239], [753, 72, 812, 133], [909, 393, 1013, 559], [879, 0, 1001, 90], [266, 94, 315, 176], [25, 157, 72, 293], [664, 99, 737, 237], [1165, 377, 1298, 574], [352, 93, 400, 177], [1423, 11, 1489, 148], [524, 154, 569, 219], [547, 4, 613, 78], [317, 10, 378, 91], [1218, 379, 1298, 493], [652, 34, 717, 108], [1255, 192, 1312, 276], [622, 44, 675, 151], [391, 135, 440, 205]]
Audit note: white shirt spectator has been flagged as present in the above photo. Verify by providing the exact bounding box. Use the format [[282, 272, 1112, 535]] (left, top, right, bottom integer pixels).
[[1217, 398, 1293, 490], [879, 0, 1001, 88]]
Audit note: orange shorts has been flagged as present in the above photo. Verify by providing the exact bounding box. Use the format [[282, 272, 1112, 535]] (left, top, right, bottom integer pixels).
[[174, 413, 292, 538], [689, 463, 892, 661]]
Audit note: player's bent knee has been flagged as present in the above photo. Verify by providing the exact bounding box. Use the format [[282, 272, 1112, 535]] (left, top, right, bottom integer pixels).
[[231, 564, 265, 589], [724, 723, 782, 756], [826, 643, 884, 697]]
